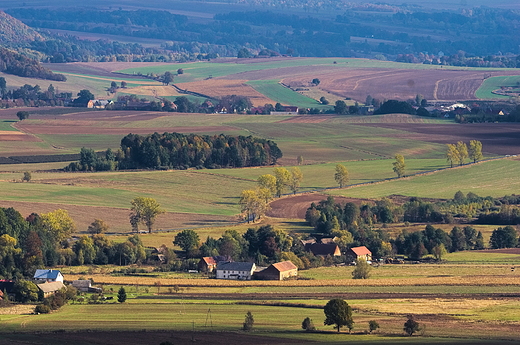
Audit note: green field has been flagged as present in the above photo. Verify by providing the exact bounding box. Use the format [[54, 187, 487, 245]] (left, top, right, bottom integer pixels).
[[330, 158, 520, 199], [475, 75, 520, 99], [247, 80, 326, 108], [0, 119, 17, 131]]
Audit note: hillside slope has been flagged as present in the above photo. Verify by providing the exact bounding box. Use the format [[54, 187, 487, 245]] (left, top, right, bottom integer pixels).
[[0, 11, 42, 45]]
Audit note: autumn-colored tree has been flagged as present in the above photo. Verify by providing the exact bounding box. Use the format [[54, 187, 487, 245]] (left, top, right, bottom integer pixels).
[[289, 167, 304, 194], [469, 140, 483, 163], [334, 164, 349, 188], [257, 174, 277, 197], [274, 167, 291, 197], [446, 144, 459, 168], [392, 154, 405, 178], [87, 219, 109, 235], [456, 141, 468, 166], [41, 209, 76, 246], [130, 197, 165, 233]]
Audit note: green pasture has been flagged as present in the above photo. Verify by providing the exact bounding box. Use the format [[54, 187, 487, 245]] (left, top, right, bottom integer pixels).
[[300, 263, 520, 280], [247, 79, 326, 108], [196, 158, 449, 192], [330, 158, 520, 199], [475, 75, 520, 99], [0, 170, 250, 215], [0, 119, 17, 131], [1, 299, 519, 343]]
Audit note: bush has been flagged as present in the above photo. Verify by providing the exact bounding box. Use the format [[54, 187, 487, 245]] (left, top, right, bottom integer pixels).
[[302, 317, 316, 331], [243, 311, 254, 331], [352, 258, 372, 279], [368, 320, 380, 333], [34, 304, 51, 314]]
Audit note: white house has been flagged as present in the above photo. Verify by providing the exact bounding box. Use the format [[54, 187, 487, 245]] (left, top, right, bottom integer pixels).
[[33, 269, 64, 283], [215, 262, 256, 280]]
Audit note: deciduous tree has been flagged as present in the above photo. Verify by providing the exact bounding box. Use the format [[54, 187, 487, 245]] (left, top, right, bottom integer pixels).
[[456, 141, 468, 166], [130, 197, 165, 233], [41, 209, 76, 247], [174, 229, 200, 253], [257, 174, 277, 197], [334, 164, 349, 188], [469, 140, 483, 163], [16, 111, 29, 121], [392, 154, 405, 178], [243, 311, 254, 331], [352, 258, 371, 279], [403, 315, 420, 336], [22, 171, 31, 182], [324, 298, 354, 332], [274, 167, 291, 197], [87, 219, 109, 235], [289, 167, 303, 194]]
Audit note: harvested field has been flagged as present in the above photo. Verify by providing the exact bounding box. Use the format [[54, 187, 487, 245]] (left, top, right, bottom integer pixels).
[[283, 68, 520, 102], [45, 62, 173, 78], [0, 200, 235, 235], [360, 122, 520, 155], [177, 79, 274, 106], [0, 131, 38, 142], [476, 248, 520, 255], [267, 193, 373, 219]]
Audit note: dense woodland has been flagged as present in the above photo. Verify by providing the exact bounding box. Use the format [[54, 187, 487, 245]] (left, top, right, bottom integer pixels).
[[4, 7, 520, 63], [66, 133, 282, 171], [0, 47, 66, 81]]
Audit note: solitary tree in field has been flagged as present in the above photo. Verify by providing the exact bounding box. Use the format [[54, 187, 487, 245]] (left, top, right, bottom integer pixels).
[[22, 171, 31, 182], [162, 71, 174, 85], [117, 287, 127, 303], [302, 317, 316, 331], [334, 164, 349, 188], [456, 141, 468, 166], [469, 140, 483, 163], [297, 155, 304, 166], [130, 197, 165, 233], [324, 298, 354, 332], [243, 311, 254, 331], [403, 315, 420, 336], [368, 320, 380, 333], [16, 111, 29, 121], [392, 154, 405, 178]]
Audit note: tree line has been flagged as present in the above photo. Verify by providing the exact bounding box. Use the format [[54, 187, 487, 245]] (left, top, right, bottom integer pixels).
[[67, 133, 282, 171], [0, 47, 66, 81]]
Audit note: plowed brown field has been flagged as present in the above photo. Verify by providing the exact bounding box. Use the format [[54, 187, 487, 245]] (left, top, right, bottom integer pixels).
[[283, 68, 520, 102]]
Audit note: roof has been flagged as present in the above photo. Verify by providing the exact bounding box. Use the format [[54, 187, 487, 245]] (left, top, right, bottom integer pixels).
[[305, 243, 340, 256], [271, 261, 298, 272], [350, 246, 372, 256], [216, 261, 255, 271], [37, 281, 64, 293], [202, 257, 217, 265], [34, 269, 62, 280]]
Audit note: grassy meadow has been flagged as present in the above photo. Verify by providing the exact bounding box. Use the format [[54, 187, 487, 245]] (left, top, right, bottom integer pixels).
[[475, 75, 520, 99]]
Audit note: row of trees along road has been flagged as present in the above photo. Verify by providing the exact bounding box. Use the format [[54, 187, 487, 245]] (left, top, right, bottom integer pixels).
[[446, 140, 483, 167]]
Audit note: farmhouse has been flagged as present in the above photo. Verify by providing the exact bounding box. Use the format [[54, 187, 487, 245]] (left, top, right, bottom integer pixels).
[[87, 99, 113, 109], [255, 261, 298, 280], [346, 246, 372, 263], [215, 262, 255, 280], [37, 281, 64, 298], [33, 269, 64, 283], [305, 243, 341, 257], [198, 256, 231, 273]]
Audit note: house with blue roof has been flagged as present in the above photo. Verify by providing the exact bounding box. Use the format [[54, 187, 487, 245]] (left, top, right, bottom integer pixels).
[[33, 269, 64, 283]]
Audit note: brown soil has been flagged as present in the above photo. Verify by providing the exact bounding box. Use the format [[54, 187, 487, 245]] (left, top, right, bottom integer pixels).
[[359, 122, 520, 155], [283, 68, 520, 102], [475, 248, 520, 255], [0, 200, 234, 235], [267, 193, 373, 219], [0, 330, 307, 345]]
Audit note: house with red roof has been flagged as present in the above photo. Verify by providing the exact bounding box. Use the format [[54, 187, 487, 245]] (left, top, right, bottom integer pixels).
[[255, 261, 298, 280], [346, 246, 372, 262]]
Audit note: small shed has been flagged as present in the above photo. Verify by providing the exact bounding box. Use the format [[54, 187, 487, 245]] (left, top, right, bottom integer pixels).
[[34, 269, 64, 283], [255, 261, 298, 280], [346, 246, 372, 262], [72, 280, 92, 292], [37, 281, 64, 298], [215, 262, 255, 280]]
